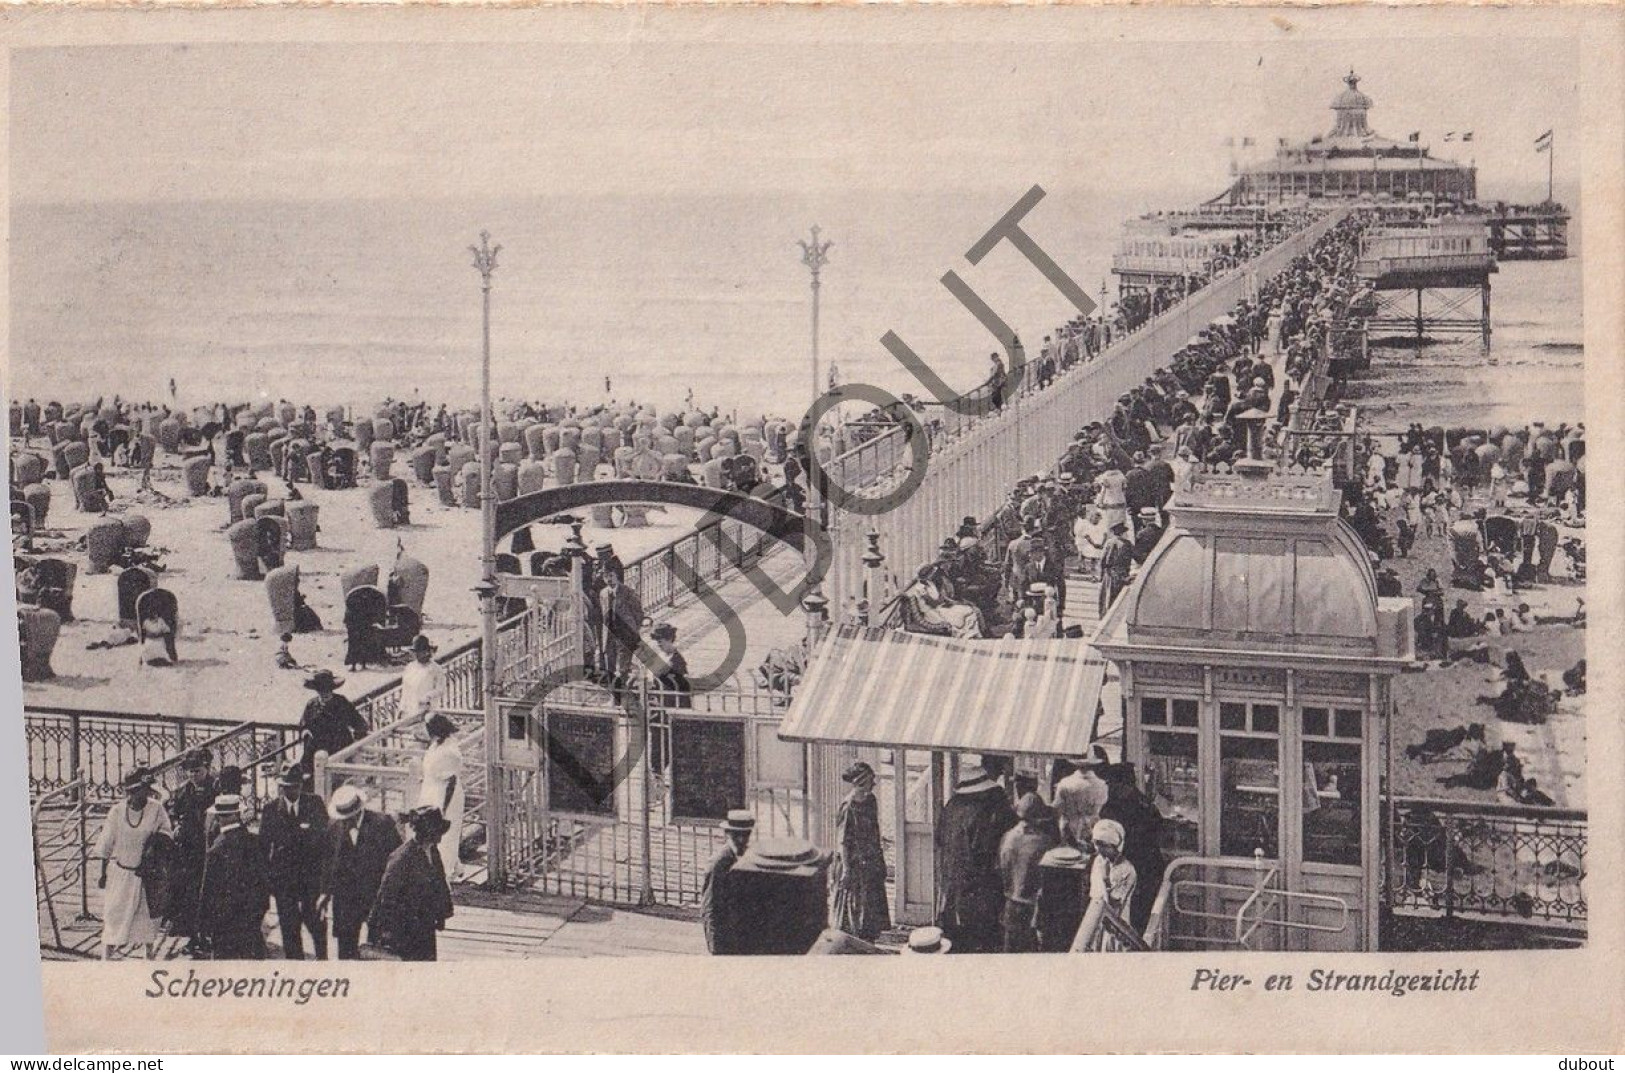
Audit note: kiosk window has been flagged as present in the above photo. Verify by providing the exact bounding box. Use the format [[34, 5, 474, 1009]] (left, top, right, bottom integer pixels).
[[1142, 697, 1198, 728], [1145, 730, 1199, 856], [1304, 706, 1363, 741], [1302, 739, 1361, 866], [1220, 735, 1279, 858], [1221, 701, 1278, 733]]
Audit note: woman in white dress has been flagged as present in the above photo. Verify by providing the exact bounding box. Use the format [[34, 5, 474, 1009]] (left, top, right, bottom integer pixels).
[[1072, 506, 1107, 582], [399, 634, 446, 718], [94, 768, 173, 959], [418, 713, 464, 884]]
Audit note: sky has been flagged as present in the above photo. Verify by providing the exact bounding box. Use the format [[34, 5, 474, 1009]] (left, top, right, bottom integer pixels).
[[11, 30, 1582, 206]]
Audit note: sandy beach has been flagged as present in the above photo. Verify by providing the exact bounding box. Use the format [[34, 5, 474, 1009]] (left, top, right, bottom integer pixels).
[[19, 453, 702, 727]]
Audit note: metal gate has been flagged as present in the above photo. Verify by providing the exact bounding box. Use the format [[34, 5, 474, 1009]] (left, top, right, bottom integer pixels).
[[526, 675, 809, 909]]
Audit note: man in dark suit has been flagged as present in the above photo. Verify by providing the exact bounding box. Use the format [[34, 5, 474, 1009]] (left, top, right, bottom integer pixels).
[[598, 568, 644, 685], [165, 748, 217, 948], [196, 795, 270, 960], [700, 811, 754, 955], [320, 785, 401, 960], [259, 762, 328, 959], [369, 807, 455, 961]]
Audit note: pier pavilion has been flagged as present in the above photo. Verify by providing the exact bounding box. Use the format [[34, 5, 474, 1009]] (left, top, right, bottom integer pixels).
[[1226, 72, 1477, 205]]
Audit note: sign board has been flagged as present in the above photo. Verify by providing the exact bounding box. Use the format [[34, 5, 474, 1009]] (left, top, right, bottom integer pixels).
[[669, 716, 748, 823], [497, 574, 576, 602], [751, 722, 806, 790], [545, 709, 618, 817]]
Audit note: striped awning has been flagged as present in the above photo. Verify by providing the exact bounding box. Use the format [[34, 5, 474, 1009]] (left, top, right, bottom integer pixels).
[[777, 626, 1108, 757]]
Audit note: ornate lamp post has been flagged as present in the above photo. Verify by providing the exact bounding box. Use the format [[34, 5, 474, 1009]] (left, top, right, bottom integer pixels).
[[798, 225, 833, 421], [797, 226, 833, 605], [470, 231, 506, 887]]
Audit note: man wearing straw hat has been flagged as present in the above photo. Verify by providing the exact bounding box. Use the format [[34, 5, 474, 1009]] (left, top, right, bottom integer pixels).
[[196, 794, 270, 960], [700, 810, 754, 955], [321, 785, 402, 960]]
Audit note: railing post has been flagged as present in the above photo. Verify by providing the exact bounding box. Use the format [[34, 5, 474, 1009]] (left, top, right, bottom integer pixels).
[[68, 712, 81, 799], [76, 780, 89, 920], [637, 676, 654, 908], [1441, 818, 1455, 919]]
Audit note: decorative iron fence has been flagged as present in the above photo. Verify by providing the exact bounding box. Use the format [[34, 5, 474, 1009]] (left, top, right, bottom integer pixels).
[[1385, 796, 1587, 927], [32, 777, 95, 957], [27, 707, 251, 802], [621, 501, 785, 619]]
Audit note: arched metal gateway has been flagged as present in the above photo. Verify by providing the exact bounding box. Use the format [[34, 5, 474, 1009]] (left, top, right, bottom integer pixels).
[[493, 479, 812, 555], [482, 479, 824, 905]]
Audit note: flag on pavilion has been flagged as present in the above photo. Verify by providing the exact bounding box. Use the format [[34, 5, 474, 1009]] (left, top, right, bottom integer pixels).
[[1462, 132, 1474, 142], [1408, 131, 1421, 143], [1535, 129, 1554, 152], [1241, 137, 1255, 148], [1444, 131, 1456, 141]]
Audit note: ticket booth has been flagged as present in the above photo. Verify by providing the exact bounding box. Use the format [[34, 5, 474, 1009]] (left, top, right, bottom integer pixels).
[[778, 626, 1110, 927], [1091, 464, 1413, 951]]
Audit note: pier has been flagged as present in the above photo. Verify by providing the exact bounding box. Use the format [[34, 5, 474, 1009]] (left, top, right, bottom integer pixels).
[[1486, 204, 1570, 261], [1356, 218, 1496, 349]]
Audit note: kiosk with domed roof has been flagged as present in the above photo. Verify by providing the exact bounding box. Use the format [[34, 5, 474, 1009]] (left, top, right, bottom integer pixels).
[[1091, 461, 1415, 951]]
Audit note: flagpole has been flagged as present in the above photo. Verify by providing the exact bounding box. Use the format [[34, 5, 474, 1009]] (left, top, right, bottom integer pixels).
[[1549, 130, 1555, 205]]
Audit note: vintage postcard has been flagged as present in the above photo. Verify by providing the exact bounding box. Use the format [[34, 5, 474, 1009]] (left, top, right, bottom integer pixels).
[[4, 3, 1621, 1054]]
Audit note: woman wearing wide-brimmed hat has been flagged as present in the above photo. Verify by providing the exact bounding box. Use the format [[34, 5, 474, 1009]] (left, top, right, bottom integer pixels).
[[93, 767, 173, 960], [297, 669, 369, 780], [368, 807, 455, 961], [399, 634, 444, 719], [830, 762, 890, 942]]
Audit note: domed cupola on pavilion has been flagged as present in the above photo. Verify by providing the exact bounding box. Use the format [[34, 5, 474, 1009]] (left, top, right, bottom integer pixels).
[[1091, 463, 1414, 951], [1226, 71, 1477, 204], [1329, 71, 1375, 140]]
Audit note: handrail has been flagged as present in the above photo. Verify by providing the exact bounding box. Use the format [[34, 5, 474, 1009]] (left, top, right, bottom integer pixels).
[[1389, 794, 1587, 823], [1141, 856, 1188, 950], [32, 776, 90, 955], [1070, 895, 1151, 953]]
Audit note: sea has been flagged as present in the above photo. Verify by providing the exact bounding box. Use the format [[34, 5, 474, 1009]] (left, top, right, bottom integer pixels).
[[8, 185, 1585, 430]]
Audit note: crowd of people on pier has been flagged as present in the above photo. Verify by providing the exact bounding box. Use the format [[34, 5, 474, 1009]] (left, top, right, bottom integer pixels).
[[57, 199, 1587, 963], [899, 211, 1373, 642], [92, 716, 466, 962]]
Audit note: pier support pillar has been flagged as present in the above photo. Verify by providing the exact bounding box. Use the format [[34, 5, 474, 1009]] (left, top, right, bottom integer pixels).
[[1481, 281, 1492, 352], [1415, 288, 1425, 346]]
